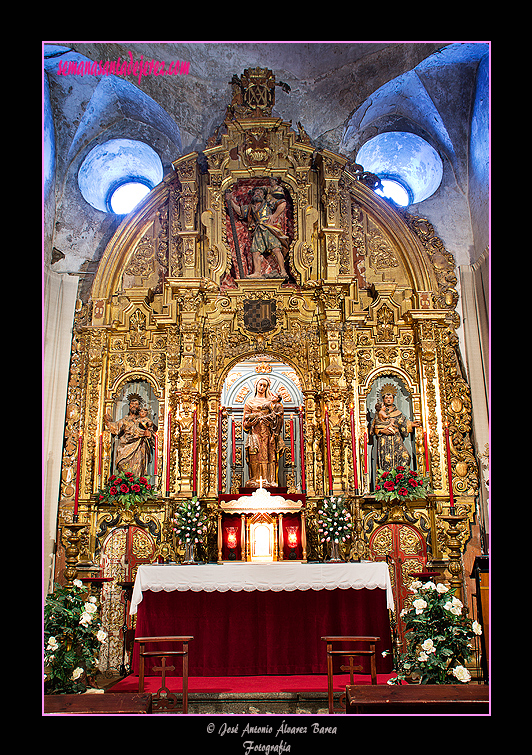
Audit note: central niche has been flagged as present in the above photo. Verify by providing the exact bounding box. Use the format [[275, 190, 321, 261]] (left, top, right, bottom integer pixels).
[[221, 356, 304, 493]]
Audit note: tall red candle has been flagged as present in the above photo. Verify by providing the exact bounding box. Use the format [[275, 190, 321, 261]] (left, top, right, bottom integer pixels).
[[98, 434, 102, 476], [423, 431, 430, 475], [290, 418, 295, 465], [192, 409, 197, 494], [444, 424, 455, 510], [325, 408, 333, 494], [166, 411, 172, 496], [299, 407, 306, 493], [218, 407, 223, 494], [350, 406, 358, 493], [74, 434, 82, 517]]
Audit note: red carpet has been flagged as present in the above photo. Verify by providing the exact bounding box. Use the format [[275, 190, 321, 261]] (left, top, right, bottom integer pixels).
[[108, 673, 395, 694]]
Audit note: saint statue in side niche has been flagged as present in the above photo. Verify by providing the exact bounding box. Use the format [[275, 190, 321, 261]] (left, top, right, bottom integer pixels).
[[104, 393, 157, 478], [369, 384, 421, 473], [242, 377, 286, 487]]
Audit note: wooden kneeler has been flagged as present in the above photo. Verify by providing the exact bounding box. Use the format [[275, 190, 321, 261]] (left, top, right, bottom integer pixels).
[[135, 636, 194, 713], [322, 636, 380, 714]]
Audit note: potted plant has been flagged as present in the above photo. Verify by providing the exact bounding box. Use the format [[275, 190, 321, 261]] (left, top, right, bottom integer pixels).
[[374, 466, 432, 503], [171, 497, 208, 563], [44, 579, 108, 694], [318, 495, 352, 562], [97, 472, 153, 510], [387, 578, 483, 685]]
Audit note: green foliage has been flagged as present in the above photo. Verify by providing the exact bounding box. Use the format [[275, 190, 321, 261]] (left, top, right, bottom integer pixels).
[[44, 580, 107, 695], [388, 579, 482, 685]]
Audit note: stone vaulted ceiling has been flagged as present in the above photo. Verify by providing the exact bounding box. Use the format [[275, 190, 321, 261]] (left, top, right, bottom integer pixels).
[[43, 41, 489, 300]]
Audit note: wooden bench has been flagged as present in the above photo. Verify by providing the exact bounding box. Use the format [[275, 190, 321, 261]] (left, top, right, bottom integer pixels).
[[43, 693, 152, 715], [345, 684, 489, 714]]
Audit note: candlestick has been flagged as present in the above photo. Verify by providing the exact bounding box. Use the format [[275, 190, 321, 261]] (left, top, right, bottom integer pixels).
[[299, 407, 306, 493], [325, 408, 333, 494], [231, 414, 236, 463], [74, 434, 82, 519], [166, 411, 172, 496], [192, 409, 197, 495], [350, 405, 358, 494], [444, 424, 455, 511], [363, 432, 368, 475]]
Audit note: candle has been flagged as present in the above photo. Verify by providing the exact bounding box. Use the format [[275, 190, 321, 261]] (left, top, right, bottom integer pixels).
[[218, 407, 223, 494], [166, 411, 172, 496], [423, 431, 430, 475], [363, 432, 368, 475], [350, 405, 358, 494], [444, 424, 455, 511], [231, 415, 236, 462], [74, 434, 82, 518], [290, 418, 295, 465], [192, 409, 197, 495], [98, 434, 103, 476], [299, 407, 306, 493], [325, 408, 333, 494]]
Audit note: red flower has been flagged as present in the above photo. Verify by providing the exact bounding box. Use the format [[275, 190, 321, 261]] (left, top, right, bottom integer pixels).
[[140, 477, 147, 484], [109, 486, 118, 495], [397, 487, 408, 496], [120, 484, 129, 493], [109, 475, 116, 481], [145, 484, 152, 490], [384, 481, 395, 491], [409, 470, 418, 476], [396, 473, 404, 480], [131, 484, 141, 492], [396, 466, 405, 472], [409, 479, 418, 487], [375, 484, 381, 491]]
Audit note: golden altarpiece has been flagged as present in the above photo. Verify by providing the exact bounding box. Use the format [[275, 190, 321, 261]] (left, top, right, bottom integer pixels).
[[55, 69, 479, 674]]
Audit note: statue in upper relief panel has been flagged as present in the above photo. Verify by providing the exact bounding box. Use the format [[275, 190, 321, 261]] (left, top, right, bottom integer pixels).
[[224, 178, 294, 282]]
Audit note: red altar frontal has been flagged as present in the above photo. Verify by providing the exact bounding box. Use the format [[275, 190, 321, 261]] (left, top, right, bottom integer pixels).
[[130, 562, 395, 677], [217, 485, 306, 562]]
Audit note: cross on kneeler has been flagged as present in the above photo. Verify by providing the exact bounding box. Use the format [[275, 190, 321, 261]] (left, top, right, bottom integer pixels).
[[340, 656, 363, 684]]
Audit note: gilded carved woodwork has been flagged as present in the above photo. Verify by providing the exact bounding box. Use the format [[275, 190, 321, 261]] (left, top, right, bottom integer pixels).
[[56, 69, 480, 655]]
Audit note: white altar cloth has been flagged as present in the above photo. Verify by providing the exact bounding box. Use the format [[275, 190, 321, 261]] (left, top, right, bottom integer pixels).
[[130, 561, 394, 614]]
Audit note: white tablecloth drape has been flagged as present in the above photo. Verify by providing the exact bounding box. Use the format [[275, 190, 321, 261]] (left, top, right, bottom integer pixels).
[[130, 561, 394, 614]]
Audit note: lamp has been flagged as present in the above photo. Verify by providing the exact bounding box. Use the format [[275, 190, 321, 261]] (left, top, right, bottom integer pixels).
[[286, 525, 299, 560], [226, 526, 238, 560]]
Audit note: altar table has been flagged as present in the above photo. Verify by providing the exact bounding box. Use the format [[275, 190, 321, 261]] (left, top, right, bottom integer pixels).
[[130, 562, 394, 677]]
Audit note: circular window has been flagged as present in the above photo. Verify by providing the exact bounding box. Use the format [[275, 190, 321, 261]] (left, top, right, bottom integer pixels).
[[375, 177, 412, 207], [78, 139, 163, 214], [356, 132, 443, 205], [108, 180, 152, 214]]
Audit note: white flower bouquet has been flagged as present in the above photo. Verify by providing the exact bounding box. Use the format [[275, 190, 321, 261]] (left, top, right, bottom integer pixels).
[[388, 578, 482, 685]]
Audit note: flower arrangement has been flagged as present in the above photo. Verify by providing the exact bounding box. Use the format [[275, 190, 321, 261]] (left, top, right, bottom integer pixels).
[[387, 579, 482, 685], [97, 472, 153, 510], [44, 579, 108, 694], [318, 495, 352, 560], [171, 497, 208, 561], [374, 466, 431, 503]]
